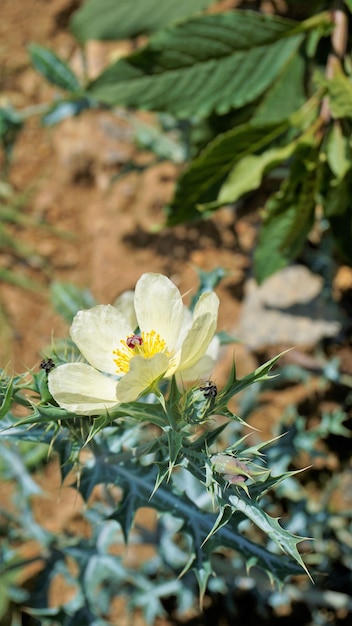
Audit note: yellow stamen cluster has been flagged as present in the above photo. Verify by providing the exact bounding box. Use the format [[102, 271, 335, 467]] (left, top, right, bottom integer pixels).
[[113, 330, 170, 374]]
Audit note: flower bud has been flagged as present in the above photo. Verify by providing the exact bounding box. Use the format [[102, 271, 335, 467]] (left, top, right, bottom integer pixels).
[[211, 454, 252, 484], [182, 382, 217, 424]]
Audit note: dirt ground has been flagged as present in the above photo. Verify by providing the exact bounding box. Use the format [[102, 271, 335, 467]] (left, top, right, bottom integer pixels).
[[1, 1, 352, 624]]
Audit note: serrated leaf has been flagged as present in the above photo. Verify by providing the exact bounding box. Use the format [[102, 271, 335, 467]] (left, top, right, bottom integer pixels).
[[28, 43, 81, 92], [253, 51, 306, 124], [79, 460, 306, 586], [88, 12, 305, 118], [50, 281, 97, 324], [0, 378, 13, 420], [109, 400, 167, 428], [228, 492, 311, 577], [254, 142, 319, 283], [219, 351, 287, 408], [70, 0, 213, 42], [167, 120, 289, 224], [166, 429, 184, 478]]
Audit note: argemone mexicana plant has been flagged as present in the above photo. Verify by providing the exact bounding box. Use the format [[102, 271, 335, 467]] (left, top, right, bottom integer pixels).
[[0, 270, 312, 622], [48, 272, 219, 414]]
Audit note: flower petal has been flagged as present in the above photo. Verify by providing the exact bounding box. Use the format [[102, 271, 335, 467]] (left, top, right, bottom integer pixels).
[[134, 273, 184, 350], [70, 305, 133, 375], [115, 353, 169, 403], [48, 363, 119, 415], [180, 335, 220, 381], [177, 292, 219, 372], [114, 290, 137, 330]]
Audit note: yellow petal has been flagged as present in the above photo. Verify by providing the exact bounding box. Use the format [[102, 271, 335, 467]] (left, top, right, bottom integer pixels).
[[134, 273, 184, 350], [116, 353, 169, 403], [178, 292, 219, 372], [70, 305, 133, 375], [180, 335, 220, 381], [48, 363, 119, 416], [114, 290, 137, 330]]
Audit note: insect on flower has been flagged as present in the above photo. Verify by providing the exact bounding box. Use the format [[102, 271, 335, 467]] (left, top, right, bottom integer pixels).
[[40, 358, 56, 374], [199, 380, 217, 398]]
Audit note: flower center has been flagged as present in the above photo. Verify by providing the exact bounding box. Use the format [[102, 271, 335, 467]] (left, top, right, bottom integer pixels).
[[113, 331, 170, 374]]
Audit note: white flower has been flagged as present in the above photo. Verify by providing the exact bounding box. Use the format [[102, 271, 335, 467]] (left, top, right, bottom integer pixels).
[[48, 273, 219, 415]]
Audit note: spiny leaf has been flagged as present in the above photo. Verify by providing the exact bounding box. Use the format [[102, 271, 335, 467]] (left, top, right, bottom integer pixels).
[[70, 0, 213, 41], [228, 492, 311, 578], [166, 429, 184, 478], [50, 281, 97, 324], [88, 12, 305, 118], [0, 378, 13, 420], [219, 351, 287, 408], [78, 461, 307, 586]]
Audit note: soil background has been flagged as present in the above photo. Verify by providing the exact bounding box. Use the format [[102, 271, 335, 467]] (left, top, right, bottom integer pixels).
[[1, 1, 352, 625]]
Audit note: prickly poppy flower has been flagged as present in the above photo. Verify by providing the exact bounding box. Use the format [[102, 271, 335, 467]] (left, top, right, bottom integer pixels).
[[48, 273, 219, 415]]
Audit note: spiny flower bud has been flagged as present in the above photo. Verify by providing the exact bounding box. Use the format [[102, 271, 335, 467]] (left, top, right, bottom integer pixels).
[[211, 454, 252, 484], [182, 381, 217, 424]]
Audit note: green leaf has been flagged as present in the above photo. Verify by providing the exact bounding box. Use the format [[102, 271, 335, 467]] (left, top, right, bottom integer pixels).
[[50, 281, 97, 324], [79, 461, 304, 585], [253, 51, 306, 124], [70, 0, 213, 42], [219, 352, 286, 409], [42, 97, 95, 126], [316, 64, 352, 119], [254, 142, 319, 283], [216, 142, 297, 207], [28, 43, 81, 92], [0, 107, 23, 152], [166, 120, 289, 224], [166, 429, 184, 478], [326, 122, 351, 183], [228, 492, 310, 577], [0, 267, 45, 292], [88, 12, 305, 118], [0, 378, 13, 420], [324, 168, 352, 262]]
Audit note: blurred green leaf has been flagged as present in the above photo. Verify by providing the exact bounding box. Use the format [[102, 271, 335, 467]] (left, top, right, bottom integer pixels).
[[28, 43, 81, 92], [42, 97, 96, 126], [344, 0, 352, 11], [326, 122, 351, 183], [50, 281, 97, 324], [253, 52, 306, 124], [88, 12, 305, 117], [166, 120, 289, 224], [0, 107, 23, 155], [0, 267, 45, 292], [70, 0, 214, 41], [254, 143, 318, 283], [216, 141, 297, 207], [316, 64, 352, 119]]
